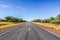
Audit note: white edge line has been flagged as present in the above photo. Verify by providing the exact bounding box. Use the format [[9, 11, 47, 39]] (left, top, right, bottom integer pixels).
[[40, 26, 60, 37], [0, 25, 20, 36], [33, 23, 60, 37], [0, 27, 16, 36]]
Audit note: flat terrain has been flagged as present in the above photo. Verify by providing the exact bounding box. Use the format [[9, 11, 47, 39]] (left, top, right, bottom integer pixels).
[[0, 22, 24, 34], [0, 22, 60, 40], [33, 22, 60, 35]]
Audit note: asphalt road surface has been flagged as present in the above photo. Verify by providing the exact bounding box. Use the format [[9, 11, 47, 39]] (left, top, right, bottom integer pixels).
[[0, 22, 60, 40]]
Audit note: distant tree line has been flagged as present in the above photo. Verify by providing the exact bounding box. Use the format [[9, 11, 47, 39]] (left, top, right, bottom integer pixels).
[[0, 16, 26, 22], [32, 14, 60, 24]]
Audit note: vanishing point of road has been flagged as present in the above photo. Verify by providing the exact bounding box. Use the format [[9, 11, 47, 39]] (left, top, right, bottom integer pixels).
[[0, 22, 60, 40]]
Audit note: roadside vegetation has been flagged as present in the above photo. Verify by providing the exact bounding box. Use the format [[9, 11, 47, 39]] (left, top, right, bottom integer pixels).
[[32, 14, 60, 30], [0, 16, 26, 28]]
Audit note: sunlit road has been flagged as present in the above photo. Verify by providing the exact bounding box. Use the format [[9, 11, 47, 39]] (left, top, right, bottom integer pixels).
[[0, 22, 60, 40]]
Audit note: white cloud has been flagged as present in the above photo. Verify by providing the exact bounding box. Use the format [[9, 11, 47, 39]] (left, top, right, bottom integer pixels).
[[0, 4, 26, 10], [17, 6, 26, 10], [0, 4, 10, 8]]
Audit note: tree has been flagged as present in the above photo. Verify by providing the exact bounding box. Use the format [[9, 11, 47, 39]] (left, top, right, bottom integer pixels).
[[49, 17, 54, 23], [54, 14, 60, 24], [56, 14, 60, 21], [5, 16, 13, 22], [5, 16, 24, 22], [32, 19, 41, 22], [50, 14, 60, 24], [42, 19, 50, 23], [49, 17, 54, 21]]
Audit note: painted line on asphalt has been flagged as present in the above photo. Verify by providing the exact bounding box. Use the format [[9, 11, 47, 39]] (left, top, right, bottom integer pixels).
[[40, 26, 60, 37], [0, 25, 21, 36], [28, 28, 30, 31], [0, 29, 14, 36], [28, 27, 30, 40], [0, 27, 17, 36]]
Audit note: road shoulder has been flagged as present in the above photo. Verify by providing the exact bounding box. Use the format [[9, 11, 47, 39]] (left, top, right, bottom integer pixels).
[[32, 22, 60, 37]]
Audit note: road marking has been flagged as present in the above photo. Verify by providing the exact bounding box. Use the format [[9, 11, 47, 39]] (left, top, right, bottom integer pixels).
[[28, 27, 30, 40], [40, 26, 60, 37], [28, 28, 30, 31], [0, 27, 16, 36], [0, 25, 20, 36]]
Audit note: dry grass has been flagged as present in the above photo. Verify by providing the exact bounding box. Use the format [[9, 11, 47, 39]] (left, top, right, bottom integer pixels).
[[33, 22, 60, 30], [0, 22, 23, 28]]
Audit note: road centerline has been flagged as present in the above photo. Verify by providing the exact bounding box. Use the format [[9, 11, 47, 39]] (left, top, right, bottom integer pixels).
[[28, 28, 30, 31]]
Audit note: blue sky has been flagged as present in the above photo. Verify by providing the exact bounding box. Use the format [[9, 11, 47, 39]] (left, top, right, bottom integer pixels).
[[0, 0, 60, 21]]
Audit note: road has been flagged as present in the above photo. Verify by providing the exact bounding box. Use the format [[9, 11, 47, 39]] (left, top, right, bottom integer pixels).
[[0, 22, 60, 40]]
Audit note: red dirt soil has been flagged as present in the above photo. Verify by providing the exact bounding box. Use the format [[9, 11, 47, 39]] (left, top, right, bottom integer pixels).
[[37, 24, 60, 35], [44, 27, 60, 35], [0, 24, 22, 34]]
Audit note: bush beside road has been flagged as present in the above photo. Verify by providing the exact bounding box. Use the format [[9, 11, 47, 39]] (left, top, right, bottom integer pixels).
[[32, 14, 60, 35], [0, 16, 26, 34]]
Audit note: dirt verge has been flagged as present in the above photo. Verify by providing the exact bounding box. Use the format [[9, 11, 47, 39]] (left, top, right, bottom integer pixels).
[[33, 22, 60, 35], [0, 23, 23, 34]]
